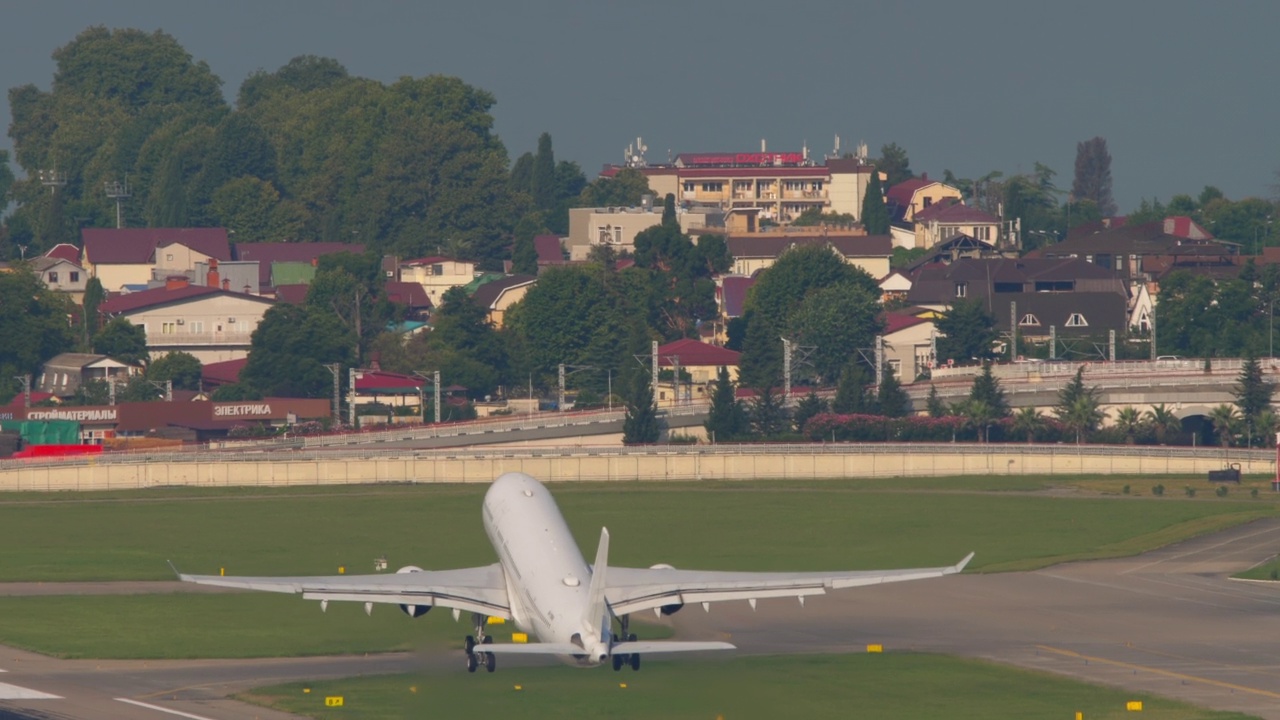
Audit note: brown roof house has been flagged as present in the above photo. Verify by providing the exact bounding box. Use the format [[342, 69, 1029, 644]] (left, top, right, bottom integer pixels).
[[82, 228, 231, 292], [726, 231, 892, 279], [471, 274, 537, 328]]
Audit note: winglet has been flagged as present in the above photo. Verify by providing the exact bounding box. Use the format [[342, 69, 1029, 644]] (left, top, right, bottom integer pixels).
[[951, 552, 975, 574], [583, 527, 610, 636]]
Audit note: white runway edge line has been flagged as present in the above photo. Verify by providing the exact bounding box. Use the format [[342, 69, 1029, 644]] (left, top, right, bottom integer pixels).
[[0, 681, 61, 699], [115, 698, 218, 720]]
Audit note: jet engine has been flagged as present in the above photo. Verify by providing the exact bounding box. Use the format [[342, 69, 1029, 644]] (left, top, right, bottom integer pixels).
[[396, 565, 431, 618], [650, 563, 683, 615]]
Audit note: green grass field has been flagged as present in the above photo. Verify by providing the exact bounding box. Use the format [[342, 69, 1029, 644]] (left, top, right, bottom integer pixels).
[[1235, 558, 1280, 581], [242, 652, 1256, 720], [0, 475, 1274, 659]]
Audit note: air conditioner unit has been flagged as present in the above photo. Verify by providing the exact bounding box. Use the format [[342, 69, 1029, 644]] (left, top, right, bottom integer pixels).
[[176, 319, 185, 325], [228, 318, 236, 323]]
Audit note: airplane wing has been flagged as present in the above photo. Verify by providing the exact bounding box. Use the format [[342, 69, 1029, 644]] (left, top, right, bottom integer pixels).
[[174, 563, 512, 619], [604, 552, 973, 618], [479, 641, 735, 655]]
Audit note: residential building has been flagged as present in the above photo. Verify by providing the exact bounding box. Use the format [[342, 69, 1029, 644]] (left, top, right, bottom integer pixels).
[[81, 228, 231, 292], [533, 235, 566, 270], [399, 256, 477, 306], [471, 274, 537, 329], [910, 200, 1003, 250], [98, 276, 275, 363], [655, 338, 741, 406], [384, 281, 433, 320], [566, 201, 722, 261], [37, 353, 141, 399], [30, 255, 88, 301], [885, 175, 964, 224], [600, 143, 875, 224], [726, 231, 892, 279], [231, 242, 363, 295], [1031, 218, 1228, 286], [882, 313, 937, 382]]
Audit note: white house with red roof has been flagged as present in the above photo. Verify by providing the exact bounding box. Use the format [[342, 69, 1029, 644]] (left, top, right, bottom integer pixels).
[[656, 338, 741, 405], [882, 312, 937, 383], [81, 228, 231, 292], [98, 276, 274, 363], [399, 256, 476, 306]]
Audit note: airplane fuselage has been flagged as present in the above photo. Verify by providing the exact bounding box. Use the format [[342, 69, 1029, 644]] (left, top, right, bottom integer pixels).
[[482, 472, 610, 666]]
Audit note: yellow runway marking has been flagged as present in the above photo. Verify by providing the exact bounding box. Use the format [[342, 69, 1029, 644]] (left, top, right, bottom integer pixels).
[[1036, 645, 1280, 701]]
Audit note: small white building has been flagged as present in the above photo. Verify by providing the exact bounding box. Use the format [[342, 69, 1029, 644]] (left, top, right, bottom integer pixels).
[[399, 256, 477, 306]]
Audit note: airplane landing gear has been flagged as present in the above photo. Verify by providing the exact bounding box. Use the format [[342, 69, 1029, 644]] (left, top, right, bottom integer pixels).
[[611, 614, 641, 671], [464, 613, 496, 673]]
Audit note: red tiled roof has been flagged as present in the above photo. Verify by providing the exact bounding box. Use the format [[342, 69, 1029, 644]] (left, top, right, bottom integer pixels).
[[885, 178, 929, 209], [883, 312, 931, 335], [82, 228, 230, 265], [1, 392, 56, 409], [719, 275, 756, 318], [44, 243, 81, 263], [232, 242, 363, 289], [99, 284, 271, 315], [533, 235, 563, 264], [273, 284, 310, 304], [385, 281, 432, 309], [355, 370, 424, 392], [656, 338, 741, 367], [201, 358, 247, 386], [912, 200, 999, 225]]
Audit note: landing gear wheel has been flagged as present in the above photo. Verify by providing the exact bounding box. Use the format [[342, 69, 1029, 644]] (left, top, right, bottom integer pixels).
[[464, 635, 476, 654], [627, 633, 637, 642], [466, 652, 478, 673], [485, 652, 496, 672], [482, 636, 494, 645], [630, 652, 640, 671], [612, 653, 624, 671]]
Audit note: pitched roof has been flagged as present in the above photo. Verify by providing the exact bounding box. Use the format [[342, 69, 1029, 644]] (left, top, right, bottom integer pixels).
[[656, 338, 741, 367], [201, 358, 247, 386], [912, 200, 999, 225], [987, 292, 1128, 335], [385, 281, 433, 310], [44, 243, 82, 263], [355, 370, 424, 393], [29, 256, 83, 273], [273, 284, 310, 304], [719, 275, 756, 318], [885, 178, 930, 209], [533, 235, 564, 264], [727, 234, 892, 260], [99, 284, 271, 315], [232, 242, 363, 289], [1039, 221, 1228, 258], [472, 275, 536, 309], [269, 261, 317, 287], [42, 353, 114, 370], [82, 228, 230, 265], [883, 312, 931, 335], [905, 257, 1126, 305]]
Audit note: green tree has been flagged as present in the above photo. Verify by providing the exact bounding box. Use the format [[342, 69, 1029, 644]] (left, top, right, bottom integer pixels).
[[876, 367, 912, 418], [0, 267, 77, 404], [240, 304, 356, 397], [954, 398, 998, 443], [117, 374, 164, 403], [1011, 407, 1044, 443], [1072, 136, 1116, 217], [81, 276, 105, 345], [530, 132, 556, 211], [1113, 407, 1145, 445], [622, 371, 660, 444], [792, 208, 857, 227], [578, 168, 651, 207], [238, 55, 349, 108], [791, 390, 827, 434], [147, 351, 203, 391], [1233, 355, 1273, 446], [1145, 404, 1180, 445], [92, 317, 149, 365], [969, 362, 1009, 419], [791, 282, 884, 383], [861, 170, 890, 235], [936, 298, 999, 363], [748, 386, 788, 438], [926, 384, 948, 417], [1055, 367, 1101, 443], [704, 366, 749, 442], [831, 361, 872, 414], [876, 143, 913, 188], [1208, 404, 1240, 448]]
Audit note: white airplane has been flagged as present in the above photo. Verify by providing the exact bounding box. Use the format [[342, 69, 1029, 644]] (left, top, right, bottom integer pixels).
[[177, 472, 972, 673]]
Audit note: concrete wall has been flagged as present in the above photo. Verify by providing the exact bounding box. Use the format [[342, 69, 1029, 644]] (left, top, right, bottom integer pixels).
[[1, 446, 1269, 492]]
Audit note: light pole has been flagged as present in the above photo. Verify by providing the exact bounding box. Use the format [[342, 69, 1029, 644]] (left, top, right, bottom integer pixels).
[[1271, 298, 1277, 361], [1255, 218, 1274, 256]]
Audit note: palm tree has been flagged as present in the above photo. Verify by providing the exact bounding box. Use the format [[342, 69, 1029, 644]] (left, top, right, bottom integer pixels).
[[955, 398, 996, 443], [1060, 395, 1104, 444], [1011, 407, 1044, 444], [1255, 410, 1278, 449], [1208, 404, 1240, 448], [1114, 407, 1144, 445], [1145, 404, 1179, 445]]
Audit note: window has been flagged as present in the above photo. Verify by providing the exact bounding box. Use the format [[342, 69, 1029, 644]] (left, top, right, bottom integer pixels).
[[955, 282, 967, 298], [1019, 314, 1041, 326], [700, 182, 723, 193], [166, 253, 174, 262], [47, 272, 58, 283], [923, 197, 933, 208], [888, 359, 902, 377], [161, 322, 176, 334], [683, 182, 695, 194], [432, 264, 444, 276], [1066, 313, 1088, 327], [190, 321, 204, 334], [70, 271, 79, 283], [974, 226, 991, 241]]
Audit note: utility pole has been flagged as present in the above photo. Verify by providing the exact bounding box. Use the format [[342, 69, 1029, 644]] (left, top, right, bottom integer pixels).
[[324, 363, 341, 423], [164, 380, 173, 402], [1049, 325, 1057, 360], [874, 334, 884, 390], [1149, 304, 1157, 361], [781, 337, 792, 405], [1108, 330, 1116, 363], [104, 178, 130, 229], [13, 375, 31, 409], [348, 368, 357, 427], [1010, 301, 1017, 361], [651, 341, 659, 407], [671, 355, 681, 406], [108, 378, 116, 406], [434, 370, 441, 424]]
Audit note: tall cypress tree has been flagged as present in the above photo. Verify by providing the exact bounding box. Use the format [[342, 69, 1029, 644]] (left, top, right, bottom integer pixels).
[[1234, 354, 1274, 422], [876, 366, 912, 418], [861, 171, 890, 235], [969, 361, 1009, 417], [704, 366, 748, 441], [622, 370, 661, 444], [531, 132, 556, 211]]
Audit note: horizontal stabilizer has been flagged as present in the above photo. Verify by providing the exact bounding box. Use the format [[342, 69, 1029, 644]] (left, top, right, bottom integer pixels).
[[474, 643, 586, 655], [612, 641, 735, 654]]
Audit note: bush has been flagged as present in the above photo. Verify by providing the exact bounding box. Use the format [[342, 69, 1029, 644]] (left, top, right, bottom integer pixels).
[[1122, 484, 1130, 495], [1215, 485, 1229, 498], [1152, 484, 1164, 496], [1251, 488, 1260, 499], [1185, 486, 1196, 498], [666, 433, 699, 445]]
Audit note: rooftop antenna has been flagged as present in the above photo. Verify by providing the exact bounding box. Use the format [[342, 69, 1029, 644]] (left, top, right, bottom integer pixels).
[[833, 134, 841, 158], [104, 177, 130, 229]]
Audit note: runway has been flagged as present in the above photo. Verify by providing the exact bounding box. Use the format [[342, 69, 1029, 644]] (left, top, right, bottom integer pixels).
[[0, 518, 1278, 718]]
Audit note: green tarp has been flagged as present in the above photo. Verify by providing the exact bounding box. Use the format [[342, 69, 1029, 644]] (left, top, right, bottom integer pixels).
[[0, 420, 81, 445]]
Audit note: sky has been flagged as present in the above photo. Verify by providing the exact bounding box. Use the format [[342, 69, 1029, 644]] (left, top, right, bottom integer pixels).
[[1, 1, 1278, 213]]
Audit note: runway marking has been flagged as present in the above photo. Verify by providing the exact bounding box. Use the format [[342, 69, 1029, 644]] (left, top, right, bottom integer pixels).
[[0, 681, 61, 699], [1120, 522, 1280, 575], [116, 698, 218, 719], [1035, 645, 1280, 701]]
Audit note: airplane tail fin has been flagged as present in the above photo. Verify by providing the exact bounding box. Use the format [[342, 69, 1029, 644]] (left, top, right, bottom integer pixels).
[[584, 526, 610, 637]]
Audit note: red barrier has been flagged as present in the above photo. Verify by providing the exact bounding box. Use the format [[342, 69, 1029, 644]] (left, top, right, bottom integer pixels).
[[10, 445, 104, 459]]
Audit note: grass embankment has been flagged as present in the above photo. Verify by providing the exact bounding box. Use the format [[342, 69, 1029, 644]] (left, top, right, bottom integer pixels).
[[242, 652, 1256, 720], [0, 475, 1272, 659]]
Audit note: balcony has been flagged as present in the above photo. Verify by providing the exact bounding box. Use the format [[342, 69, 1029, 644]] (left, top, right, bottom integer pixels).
[[150, 332, 255, 347]]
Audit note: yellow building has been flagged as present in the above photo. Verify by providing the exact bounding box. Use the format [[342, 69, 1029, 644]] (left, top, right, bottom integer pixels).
[[725, 231, 892, 279]]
